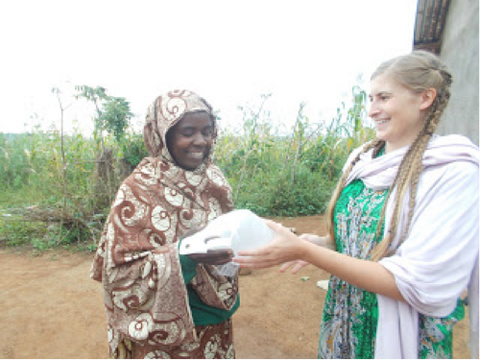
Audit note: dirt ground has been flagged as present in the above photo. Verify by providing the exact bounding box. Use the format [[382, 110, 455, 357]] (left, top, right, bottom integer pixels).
[[0, 215, 472, 359]]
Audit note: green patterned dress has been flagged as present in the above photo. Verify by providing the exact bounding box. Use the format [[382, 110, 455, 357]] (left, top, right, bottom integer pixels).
[[318, 176, 465, 359]]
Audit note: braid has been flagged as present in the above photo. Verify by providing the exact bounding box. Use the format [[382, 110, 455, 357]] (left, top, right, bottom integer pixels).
[[371, 54, 452, 261], [326, 140, 384, 245]]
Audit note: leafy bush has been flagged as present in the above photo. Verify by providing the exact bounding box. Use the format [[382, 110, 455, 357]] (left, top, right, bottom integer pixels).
[[216, 90, 374, 217], [0, 86, 375, 251]]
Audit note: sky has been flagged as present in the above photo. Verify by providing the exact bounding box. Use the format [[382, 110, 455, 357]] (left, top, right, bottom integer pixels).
[[0, 0, 418, 135]]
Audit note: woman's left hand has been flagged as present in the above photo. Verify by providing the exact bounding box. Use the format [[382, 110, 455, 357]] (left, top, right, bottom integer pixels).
[[188, 249, 234, 265], [234, 220, 306, 269], [180, 225, 233, 265], [278, 234, 327, 273]]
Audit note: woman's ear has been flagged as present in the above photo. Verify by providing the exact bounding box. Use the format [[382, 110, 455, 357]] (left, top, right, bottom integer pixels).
[[419, 88, 437, 110]]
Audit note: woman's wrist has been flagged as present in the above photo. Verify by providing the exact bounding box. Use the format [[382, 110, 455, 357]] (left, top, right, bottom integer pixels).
[[297, 239, 319, 262], [299, 234, 335, 250]]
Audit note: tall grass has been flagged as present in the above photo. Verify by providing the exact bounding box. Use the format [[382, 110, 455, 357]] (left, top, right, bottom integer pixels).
[[216, 87, 374, 216], [0, 88, 374, 250]]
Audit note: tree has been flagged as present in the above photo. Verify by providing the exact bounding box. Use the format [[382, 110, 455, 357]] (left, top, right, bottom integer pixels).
[[75, 85, 133, 143], [75, 85, 134, 212]]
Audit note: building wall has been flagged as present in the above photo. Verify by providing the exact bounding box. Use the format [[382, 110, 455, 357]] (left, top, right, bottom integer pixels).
[[437, 0, 479, 145]]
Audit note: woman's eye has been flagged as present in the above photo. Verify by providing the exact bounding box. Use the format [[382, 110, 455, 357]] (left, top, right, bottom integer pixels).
[[181, 130, 195, 137], [203, 129, 213, 137]]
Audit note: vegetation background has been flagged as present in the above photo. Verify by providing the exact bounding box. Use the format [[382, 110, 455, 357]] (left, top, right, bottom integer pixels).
[[0, 85, 375, 251]]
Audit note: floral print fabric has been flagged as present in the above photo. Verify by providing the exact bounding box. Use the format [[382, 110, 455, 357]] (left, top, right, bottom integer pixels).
[[318, 179, 386, 359], [418, 299, 465, 359], [319, 178, 464, 359]]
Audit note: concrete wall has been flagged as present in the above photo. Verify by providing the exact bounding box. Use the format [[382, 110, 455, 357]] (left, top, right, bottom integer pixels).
[[437, 0, 479, 145]]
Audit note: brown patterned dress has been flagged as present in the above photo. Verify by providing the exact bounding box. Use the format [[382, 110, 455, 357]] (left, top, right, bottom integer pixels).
[[91, 90, 238, 358]]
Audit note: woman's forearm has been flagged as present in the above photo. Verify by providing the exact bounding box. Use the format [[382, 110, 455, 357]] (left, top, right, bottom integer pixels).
[[300, 233, 335, 250], [298, 241, 404, 301]]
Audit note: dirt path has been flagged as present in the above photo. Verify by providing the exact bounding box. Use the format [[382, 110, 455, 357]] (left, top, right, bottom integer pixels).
[[0, 215, 472, 358]]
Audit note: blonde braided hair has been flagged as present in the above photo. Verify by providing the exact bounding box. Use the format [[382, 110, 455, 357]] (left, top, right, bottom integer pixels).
[[326, 50, 453, 261]]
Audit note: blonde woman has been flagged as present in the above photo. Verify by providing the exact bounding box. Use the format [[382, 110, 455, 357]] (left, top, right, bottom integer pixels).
[[235, 51, 479, 359]]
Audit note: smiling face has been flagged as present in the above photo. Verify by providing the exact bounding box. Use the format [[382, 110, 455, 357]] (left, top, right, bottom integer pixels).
[[368, 74, 432, 153], [166, 111, 214, 170]]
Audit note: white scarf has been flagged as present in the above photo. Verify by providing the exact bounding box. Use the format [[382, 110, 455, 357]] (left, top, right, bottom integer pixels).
[[344, 134, 479, 359]]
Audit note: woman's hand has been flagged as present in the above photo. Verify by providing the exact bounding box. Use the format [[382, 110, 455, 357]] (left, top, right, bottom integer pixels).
[[234, 220, 308, 269], [188, 249, 234, 265], [279, 234, 335, 273], [279, 259, 310, 273], [180, 226, 234, 265], [235, 220, 405, 301]]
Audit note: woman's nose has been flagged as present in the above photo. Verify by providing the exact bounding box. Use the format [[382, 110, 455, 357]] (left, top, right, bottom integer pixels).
[[368, 103, 379, 118], [192, 133, 207, 146]]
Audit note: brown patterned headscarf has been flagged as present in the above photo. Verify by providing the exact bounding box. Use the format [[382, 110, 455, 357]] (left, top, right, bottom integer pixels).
[[90, 90, 236, 358], [143, 89, 217, 160]]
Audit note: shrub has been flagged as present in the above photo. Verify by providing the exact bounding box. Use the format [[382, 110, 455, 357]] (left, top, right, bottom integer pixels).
[[0, 86, 374, 250]]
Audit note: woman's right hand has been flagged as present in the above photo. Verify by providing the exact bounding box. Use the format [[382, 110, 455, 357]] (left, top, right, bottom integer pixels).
[[279, 234, 335, 273]]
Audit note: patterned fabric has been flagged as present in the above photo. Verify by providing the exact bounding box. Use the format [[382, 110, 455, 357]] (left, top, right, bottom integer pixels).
[[90, 90, 237, 358], [114, 320, 235, 359], [318, 179, 387, 359], [319, 178, 465, 359], [418, 299, 465, 359]]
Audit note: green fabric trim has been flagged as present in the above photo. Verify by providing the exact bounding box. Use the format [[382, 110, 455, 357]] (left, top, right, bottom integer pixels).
[[178, 241, 240, 326], [187, 287, 240, 326]]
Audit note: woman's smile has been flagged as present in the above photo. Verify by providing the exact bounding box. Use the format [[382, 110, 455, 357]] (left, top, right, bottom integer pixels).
[[186, 151, 206, 159], [375, 118, 390, 125], [166, 111, 214, 170]]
